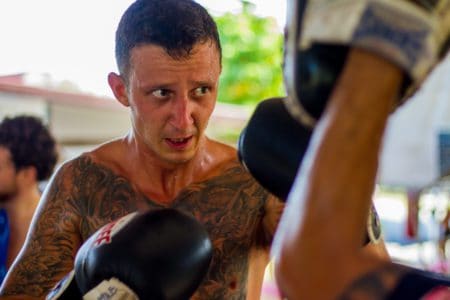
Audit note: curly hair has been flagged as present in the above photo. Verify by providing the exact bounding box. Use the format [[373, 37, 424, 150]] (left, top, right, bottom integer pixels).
[[115, 0, 221, 80], [0, 115, 58, 181]]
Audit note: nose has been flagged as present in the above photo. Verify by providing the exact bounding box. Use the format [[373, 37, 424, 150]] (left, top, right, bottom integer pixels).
[[170, 96, 194, 130]]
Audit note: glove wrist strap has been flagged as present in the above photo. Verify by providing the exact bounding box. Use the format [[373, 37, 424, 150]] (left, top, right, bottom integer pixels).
[[83, 278, 139, 300]]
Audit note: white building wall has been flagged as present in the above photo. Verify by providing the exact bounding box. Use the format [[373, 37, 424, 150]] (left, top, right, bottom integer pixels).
[[379, 57, 450, 189], [0, 93, 49, 121]]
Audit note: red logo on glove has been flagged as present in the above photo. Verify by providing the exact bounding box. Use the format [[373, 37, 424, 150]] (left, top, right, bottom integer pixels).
[[92, 212, 138, 247], [93, 221, 117, 247]]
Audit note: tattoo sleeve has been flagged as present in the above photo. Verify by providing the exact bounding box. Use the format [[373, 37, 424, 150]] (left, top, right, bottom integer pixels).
[[1, 159, 85, 297]]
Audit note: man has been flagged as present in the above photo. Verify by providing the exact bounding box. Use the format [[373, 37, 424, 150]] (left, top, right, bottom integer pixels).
[[0, 116, 58, 285], [272, 0, 450, 299], [0, 1, 284, 299]]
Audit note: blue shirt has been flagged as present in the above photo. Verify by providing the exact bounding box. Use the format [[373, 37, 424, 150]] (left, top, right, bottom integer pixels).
[[0, 209, 10, 284]]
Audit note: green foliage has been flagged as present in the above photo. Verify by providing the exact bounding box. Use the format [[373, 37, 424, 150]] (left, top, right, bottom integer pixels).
[[214, 2, 285, 107]]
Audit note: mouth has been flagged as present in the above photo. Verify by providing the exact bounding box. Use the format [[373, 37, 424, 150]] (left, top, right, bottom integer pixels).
[[165, 136, 193, 149]]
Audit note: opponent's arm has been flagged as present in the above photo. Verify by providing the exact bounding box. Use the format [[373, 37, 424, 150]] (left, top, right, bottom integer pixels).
[[273, 0, 450, 298], [0, 161, 83, 299], [273, 49, 403, 300]]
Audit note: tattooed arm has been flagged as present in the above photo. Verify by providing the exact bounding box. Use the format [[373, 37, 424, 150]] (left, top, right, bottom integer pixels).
[[0, 160, 83, 299], [260, 195, 285, 248], [0, 154, 138, 299], [246, 184, 284, 300]]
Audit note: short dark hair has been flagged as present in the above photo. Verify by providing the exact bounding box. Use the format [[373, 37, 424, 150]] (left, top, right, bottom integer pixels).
[[0, 115, 58, 181], [115, 0, 222, 79]]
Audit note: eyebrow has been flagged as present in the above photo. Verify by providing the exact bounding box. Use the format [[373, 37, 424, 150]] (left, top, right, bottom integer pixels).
[[140, 79, 215, 90], [191, 80, 214, 86]]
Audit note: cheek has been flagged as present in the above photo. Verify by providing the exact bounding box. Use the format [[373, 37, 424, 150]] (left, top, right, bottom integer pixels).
[[134, 109, 167, 138], [0, 172, 13, 186], [199, 99, 216, 119], [131, 102, 158, 126], [194, 106, 214, 129]]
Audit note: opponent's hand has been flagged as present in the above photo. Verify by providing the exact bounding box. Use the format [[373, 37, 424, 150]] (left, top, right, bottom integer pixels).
[[47, 208, 213, 300], [284, 0, 450, 127]]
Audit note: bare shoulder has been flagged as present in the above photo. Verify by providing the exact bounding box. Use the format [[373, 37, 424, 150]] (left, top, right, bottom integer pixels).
[[208, 138, 238, 163], [55, 149, 139, 231]]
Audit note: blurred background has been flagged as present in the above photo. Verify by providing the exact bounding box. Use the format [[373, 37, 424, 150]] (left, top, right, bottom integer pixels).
[[0, 0, 286, 150], [1, 1, 450, 299]]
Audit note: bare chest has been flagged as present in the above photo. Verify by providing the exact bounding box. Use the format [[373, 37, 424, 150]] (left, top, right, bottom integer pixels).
[[75, 162, 270, 299]]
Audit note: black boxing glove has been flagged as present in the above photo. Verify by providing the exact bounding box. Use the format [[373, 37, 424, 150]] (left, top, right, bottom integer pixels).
[[73, 208, 212, 300], [283, 0, 450, 127], [47, 209, 212, 300], [238, 97, 312, 201], [238, 97, 382, 245], [75, 209, 212, 299]]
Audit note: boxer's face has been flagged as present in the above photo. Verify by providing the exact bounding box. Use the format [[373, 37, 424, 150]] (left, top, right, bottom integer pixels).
[[0, 147, 18, 202], [114, 42, 221, 165]]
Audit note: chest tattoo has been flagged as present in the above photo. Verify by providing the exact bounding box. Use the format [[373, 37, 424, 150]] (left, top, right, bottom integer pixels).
[[72, 157, 271, 299]]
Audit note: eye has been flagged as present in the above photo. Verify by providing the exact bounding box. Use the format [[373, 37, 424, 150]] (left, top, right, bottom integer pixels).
[[151, 89, 171, 98], [193, 86, 210, 97]]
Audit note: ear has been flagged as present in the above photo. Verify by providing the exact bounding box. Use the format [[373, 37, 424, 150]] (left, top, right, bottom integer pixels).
[[17, 166, 37, 187], [108, 72, 130, 107]]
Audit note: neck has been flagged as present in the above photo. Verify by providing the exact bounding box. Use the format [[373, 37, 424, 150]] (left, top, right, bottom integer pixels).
[[2, 183, 41, 269], [126, 134, 212, 203], [3, 183, 41, 215]]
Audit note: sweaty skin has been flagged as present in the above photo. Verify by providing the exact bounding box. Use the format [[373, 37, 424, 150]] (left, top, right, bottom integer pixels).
[[1, 139, 281, 300], [0, 42, 283, 300]]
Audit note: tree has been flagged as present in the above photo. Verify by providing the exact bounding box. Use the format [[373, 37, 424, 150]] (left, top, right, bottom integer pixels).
[[214, 1, 285, 107]]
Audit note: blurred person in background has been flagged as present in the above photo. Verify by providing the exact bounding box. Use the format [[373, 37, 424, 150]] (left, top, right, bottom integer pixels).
[[0, 115, 58, 284]]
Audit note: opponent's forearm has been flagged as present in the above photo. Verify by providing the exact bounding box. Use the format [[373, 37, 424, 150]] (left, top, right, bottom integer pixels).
[[300, 48, 403, 250], [274, 48, 404, 300]]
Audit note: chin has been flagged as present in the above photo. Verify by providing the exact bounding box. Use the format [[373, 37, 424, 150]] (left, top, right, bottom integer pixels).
[[167, 150, 196, 165], [172, 154, 195, 164]]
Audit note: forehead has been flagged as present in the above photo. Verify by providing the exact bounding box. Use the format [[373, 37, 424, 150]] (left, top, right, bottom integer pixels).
[[128, 42, 221, 83]]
